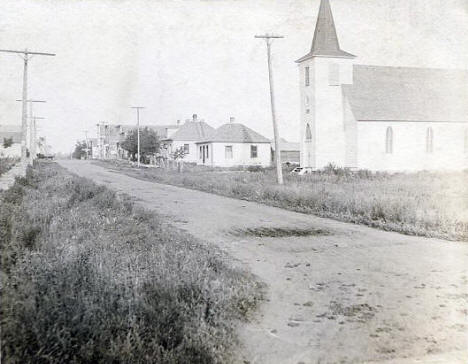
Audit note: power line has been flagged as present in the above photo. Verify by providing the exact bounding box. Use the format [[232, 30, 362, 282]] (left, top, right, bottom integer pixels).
[[16, 99, 46, 162], [1, 49, 55, 166], [254, 34, 284, 185]]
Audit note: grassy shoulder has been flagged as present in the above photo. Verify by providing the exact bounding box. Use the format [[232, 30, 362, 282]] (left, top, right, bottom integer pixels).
[[96, 160, 468, 241], [0, 157, 18, 177], [0, 161, 260, 363]]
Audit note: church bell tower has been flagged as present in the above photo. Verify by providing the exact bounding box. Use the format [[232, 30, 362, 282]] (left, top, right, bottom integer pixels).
[[296, 0, 355, 169]]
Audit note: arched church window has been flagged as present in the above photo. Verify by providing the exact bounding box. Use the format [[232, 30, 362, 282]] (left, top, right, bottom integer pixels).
[[426, 127, 434, 153], [305, 124, 312, 141], [385, 127, 393, 154]]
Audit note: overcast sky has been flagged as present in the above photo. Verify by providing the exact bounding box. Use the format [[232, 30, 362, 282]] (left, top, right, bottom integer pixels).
[[1, 0, 467, 152]]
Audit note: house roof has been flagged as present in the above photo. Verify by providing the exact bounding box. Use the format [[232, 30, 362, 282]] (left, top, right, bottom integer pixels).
[[0, 125, 22, 143], [343, 65, 468, 122], [296, 0, 355, 63], [198, 123, 270, 144], [164, 121, 215, 141], [271, 138, 300, 152]]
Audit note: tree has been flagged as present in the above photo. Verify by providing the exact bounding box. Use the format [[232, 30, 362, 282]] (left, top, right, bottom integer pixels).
[[121, 127, 160, 163], [171, 146, 187, 172], [3, 137, 13, 148], [72, 140, 88, 159]]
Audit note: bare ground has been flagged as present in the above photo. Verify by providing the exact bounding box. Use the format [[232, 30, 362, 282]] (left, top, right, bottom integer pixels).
[[58, 160, 468, 364]]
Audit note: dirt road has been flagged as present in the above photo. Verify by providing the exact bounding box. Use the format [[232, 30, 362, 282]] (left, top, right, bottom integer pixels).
[[58, 160, 468, 364]]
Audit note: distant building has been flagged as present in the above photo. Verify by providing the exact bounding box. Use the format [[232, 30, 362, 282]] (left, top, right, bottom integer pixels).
[[196, 117, 271, 167], [0, 124, 21, 158], [95, 122, 180, 159], [271, 138, 300, 165], [161, 114, 215, 163], [298, 0, 468, 171]]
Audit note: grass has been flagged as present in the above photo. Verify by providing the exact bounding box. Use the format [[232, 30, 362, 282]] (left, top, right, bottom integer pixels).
[[0, 157, 18, 177], [96, 160, 468, 241], [0, 161, 260, 363]]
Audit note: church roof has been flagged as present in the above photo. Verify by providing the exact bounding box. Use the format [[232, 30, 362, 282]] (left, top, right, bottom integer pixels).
[[343, 65, 468, 122], [296, 0, 355, 63], [165, 120, 215, 142], [198, 123, 270, 144]]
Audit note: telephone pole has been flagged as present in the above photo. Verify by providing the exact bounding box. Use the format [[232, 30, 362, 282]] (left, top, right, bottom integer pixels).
[[1, 49, 55, 167], [255, 34, 284, 185], [16, 99, 46, 162], [130, 106, 145, 167], [83, 130, 89, 159]]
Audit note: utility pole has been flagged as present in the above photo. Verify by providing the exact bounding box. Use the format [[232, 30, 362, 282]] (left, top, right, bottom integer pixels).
[[255, 34, 284, 185], [1, 49, 55, 167], [16, 99, 46, 162], [130, 106, 145, 167], [83, 130, 89, 159]]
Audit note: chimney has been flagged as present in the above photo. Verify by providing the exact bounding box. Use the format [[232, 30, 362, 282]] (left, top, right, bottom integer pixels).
[[192, 114, 198, 122], [229, 116, 235, 123]]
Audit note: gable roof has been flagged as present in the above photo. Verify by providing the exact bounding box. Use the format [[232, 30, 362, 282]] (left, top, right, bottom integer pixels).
[[0, 125, 22, 143], [296, 0, 355, 63], [343, 65, 468, 122], [165, 121, 215, 141], [198, 123, 270, 144]]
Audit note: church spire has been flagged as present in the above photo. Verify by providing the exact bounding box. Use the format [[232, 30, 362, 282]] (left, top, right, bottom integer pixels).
[[296, 0, 355, 62]]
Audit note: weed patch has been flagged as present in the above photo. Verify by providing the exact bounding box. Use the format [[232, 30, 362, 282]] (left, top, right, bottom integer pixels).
[[232, 227, 329, 238]]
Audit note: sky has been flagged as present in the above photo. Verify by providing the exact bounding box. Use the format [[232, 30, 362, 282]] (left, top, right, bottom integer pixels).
[[1, 0, 467, 153]]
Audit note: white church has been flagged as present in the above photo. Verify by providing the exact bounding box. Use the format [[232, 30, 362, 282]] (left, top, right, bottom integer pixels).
[[297, 0, 468, 171]]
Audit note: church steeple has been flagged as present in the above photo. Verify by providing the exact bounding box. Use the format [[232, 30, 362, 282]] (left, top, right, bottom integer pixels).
[[296, 0, 355, 62]]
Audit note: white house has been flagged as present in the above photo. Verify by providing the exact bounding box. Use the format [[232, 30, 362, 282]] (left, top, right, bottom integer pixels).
[[196, 118, 271, 167], [161, 114, 215, 163], [298, 0, 468, 172], [0, 125, 22, 158]]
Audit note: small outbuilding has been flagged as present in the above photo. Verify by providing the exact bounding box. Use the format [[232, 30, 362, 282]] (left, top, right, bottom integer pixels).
[[196, 118, 271, 167]]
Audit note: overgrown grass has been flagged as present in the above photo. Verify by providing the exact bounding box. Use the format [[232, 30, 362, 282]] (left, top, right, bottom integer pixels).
[[97, 160, 468, 241], [0, 157, 18, 177], [0, 161, 260, 363]]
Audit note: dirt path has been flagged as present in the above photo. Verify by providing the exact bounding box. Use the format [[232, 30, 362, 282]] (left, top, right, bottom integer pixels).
[[58, 160, 468, 364]]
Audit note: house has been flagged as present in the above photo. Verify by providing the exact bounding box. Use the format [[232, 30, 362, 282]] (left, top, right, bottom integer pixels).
[[95, 122, 180, 159], [271, 138, 300, 165], [0, 125, 22, 158], [161, 114, 215, 163], [297, 0, 468, 171], [196, 117, 271, 167]]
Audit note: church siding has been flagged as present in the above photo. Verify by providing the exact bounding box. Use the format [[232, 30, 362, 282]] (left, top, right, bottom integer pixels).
[[357, 122, 468, 171]]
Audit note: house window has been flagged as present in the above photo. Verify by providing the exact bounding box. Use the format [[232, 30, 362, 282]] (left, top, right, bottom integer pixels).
[[184, 144, 189, 154], [305, 66, 310, 87], [426, 127, 434, 153], [206, 145, 209, 159], [385, 127, 393, 154], [199, 146, 202, 159], [305, 124, 312, 141], [250, 145, 258, 158], [328, 63, 340, 86], [225, 145, 233, 159]]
